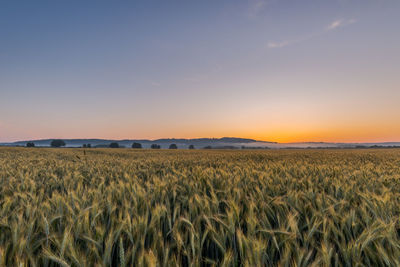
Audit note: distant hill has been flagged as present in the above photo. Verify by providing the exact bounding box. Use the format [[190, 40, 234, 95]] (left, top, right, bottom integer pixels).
[[1, 138, 399, 149]]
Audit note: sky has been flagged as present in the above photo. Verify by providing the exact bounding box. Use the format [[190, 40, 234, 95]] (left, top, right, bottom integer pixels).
[[1, 0, 400, 143]]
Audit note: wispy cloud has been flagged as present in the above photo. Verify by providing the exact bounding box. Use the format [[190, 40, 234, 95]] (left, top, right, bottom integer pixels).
[[247, 0, 268, 18], [327, 18, 356, 30], [267, 40, 291, 48], [268, 33, 317, 48], [268, 18, 357, 49]]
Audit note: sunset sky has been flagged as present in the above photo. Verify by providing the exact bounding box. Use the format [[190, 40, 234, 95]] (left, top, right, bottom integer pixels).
[[1, 0, 400, 143]]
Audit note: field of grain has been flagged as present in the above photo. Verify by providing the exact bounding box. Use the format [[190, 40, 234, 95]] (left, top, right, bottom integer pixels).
[[1, 148, 400, 266]]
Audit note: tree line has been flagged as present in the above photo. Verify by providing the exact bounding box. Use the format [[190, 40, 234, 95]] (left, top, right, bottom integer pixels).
[[26, 140, 196, 149]]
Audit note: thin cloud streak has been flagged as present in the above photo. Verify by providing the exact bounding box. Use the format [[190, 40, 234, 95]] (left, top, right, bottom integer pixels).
[[267, 33, 317, 48], [268, 18, 357, 49], [327, 18, 357, 30], [267, 41, 291, 48]]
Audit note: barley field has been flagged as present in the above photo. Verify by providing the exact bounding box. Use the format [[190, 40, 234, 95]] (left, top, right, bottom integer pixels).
[[1, 148, 400, 266]]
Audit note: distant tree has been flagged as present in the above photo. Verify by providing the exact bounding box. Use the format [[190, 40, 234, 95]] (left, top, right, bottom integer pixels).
[[151, 144, 161, 149], [132, 142, 142, 149], [109, 142, 119, 148], [82, 144, 87, 148], [51, 139, 66, 148], [26, 142, 35, 147], [203, 146, 212, 149], [188, 144, 195, 149], [87, 144, 91, 148], [169, 144, 178, 149]]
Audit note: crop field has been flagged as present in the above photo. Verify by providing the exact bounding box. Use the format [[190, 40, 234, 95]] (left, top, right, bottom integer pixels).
[[1, 148, 400, 266]]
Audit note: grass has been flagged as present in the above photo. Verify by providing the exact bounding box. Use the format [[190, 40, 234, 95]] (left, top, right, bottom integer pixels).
[[1, 147, 400, 266]]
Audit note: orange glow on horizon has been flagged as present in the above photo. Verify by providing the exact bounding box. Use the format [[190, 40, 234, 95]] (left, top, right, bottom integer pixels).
[[2, 118, 400, 143]]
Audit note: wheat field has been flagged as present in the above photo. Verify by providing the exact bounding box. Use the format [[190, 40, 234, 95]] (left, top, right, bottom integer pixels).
[[0, 147, 400, 266]]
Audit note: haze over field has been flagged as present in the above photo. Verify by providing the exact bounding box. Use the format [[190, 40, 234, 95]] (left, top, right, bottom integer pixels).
[[2, 138, 400, 150], [1, 0, 399, 142]]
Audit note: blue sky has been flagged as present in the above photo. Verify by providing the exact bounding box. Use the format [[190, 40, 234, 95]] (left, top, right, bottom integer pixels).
[[1, 0, 400, 142]]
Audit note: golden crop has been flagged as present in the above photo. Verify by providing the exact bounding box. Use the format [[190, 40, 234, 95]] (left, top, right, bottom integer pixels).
[[1, 147, 400, 266]]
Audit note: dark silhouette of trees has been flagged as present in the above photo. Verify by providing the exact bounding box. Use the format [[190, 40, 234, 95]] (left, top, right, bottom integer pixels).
[[26, 142, 35, 147], [132, 142, 142, 149], [169, 144, 178, 149], [51, 139, 66, 148], [204, 146, 212, 149], [83, 144, 92, 148], [109, 142, 119, 148], [188, 145, 195, 149], [151, 144, 161, 149]]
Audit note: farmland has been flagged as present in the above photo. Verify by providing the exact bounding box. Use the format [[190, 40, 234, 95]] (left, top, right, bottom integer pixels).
[[1, 148, 400, 266]]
